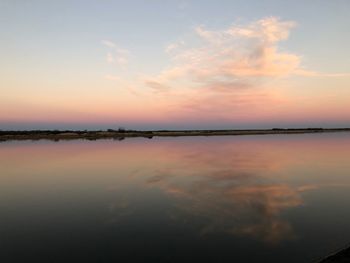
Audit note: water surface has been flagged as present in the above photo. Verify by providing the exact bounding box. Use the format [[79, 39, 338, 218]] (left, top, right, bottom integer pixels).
[[1, 133, 350, 262]]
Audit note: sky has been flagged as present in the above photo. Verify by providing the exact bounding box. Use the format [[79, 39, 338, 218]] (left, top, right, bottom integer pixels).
[[1, 0, 350, 130]]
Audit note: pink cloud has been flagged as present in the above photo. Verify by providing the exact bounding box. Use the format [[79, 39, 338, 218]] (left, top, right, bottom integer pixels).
[[136, 17, 350, 124]]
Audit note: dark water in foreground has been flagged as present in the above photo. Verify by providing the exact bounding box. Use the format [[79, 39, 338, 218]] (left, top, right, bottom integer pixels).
[[1, 133, 350, 262]]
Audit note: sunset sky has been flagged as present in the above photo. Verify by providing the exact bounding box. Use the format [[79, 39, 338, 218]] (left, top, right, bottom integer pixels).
[[1, 0, 350, 130]]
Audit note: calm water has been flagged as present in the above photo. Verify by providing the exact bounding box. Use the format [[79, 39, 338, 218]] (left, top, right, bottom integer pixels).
[[1, 133, 350, 262]]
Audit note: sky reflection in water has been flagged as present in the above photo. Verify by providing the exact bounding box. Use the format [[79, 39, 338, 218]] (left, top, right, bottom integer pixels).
[[1, 133, 350, 262]]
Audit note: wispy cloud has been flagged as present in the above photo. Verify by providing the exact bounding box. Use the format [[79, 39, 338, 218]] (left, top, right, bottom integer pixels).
[[143, 17, 301, 98], [106, 52, 115, 63], [101, 40, 117, 48], [163, 17, 301, 82], [102, 40, 130, 66], [138, 17, 301, 118], [154, 17, 348, 88], [144, 17, 350, 120], [165, 40, 185, 53], [101, 17, 348, 123], [145, 80, 171, 93]]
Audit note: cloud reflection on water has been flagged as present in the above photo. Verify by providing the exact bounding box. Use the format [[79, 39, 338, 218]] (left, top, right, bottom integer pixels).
[[1, 134, 350, 246], [142, 141, 320, 244]]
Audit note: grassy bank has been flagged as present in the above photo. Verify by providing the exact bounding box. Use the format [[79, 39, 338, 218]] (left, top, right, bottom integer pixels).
[[1, 128, 350, 142]]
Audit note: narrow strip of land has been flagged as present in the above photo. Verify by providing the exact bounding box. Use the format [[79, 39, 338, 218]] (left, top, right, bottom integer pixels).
[[1, 128, 350, 142]]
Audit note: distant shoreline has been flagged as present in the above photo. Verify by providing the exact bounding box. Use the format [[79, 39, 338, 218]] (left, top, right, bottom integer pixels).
[[1, 128, 350, 142]]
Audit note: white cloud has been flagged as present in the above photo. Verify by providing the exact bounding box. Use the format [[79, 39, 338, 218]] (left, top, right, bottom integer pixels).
[[102, 18, 348, 121], [138, 17, 311, 118], [102, 40, 130, 66], [165, 40, 185, 53], [181, 17, 301, 80], [101, 40, 117, 48], [145, 16, 306, 100], [106, 52, 114, 63]]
